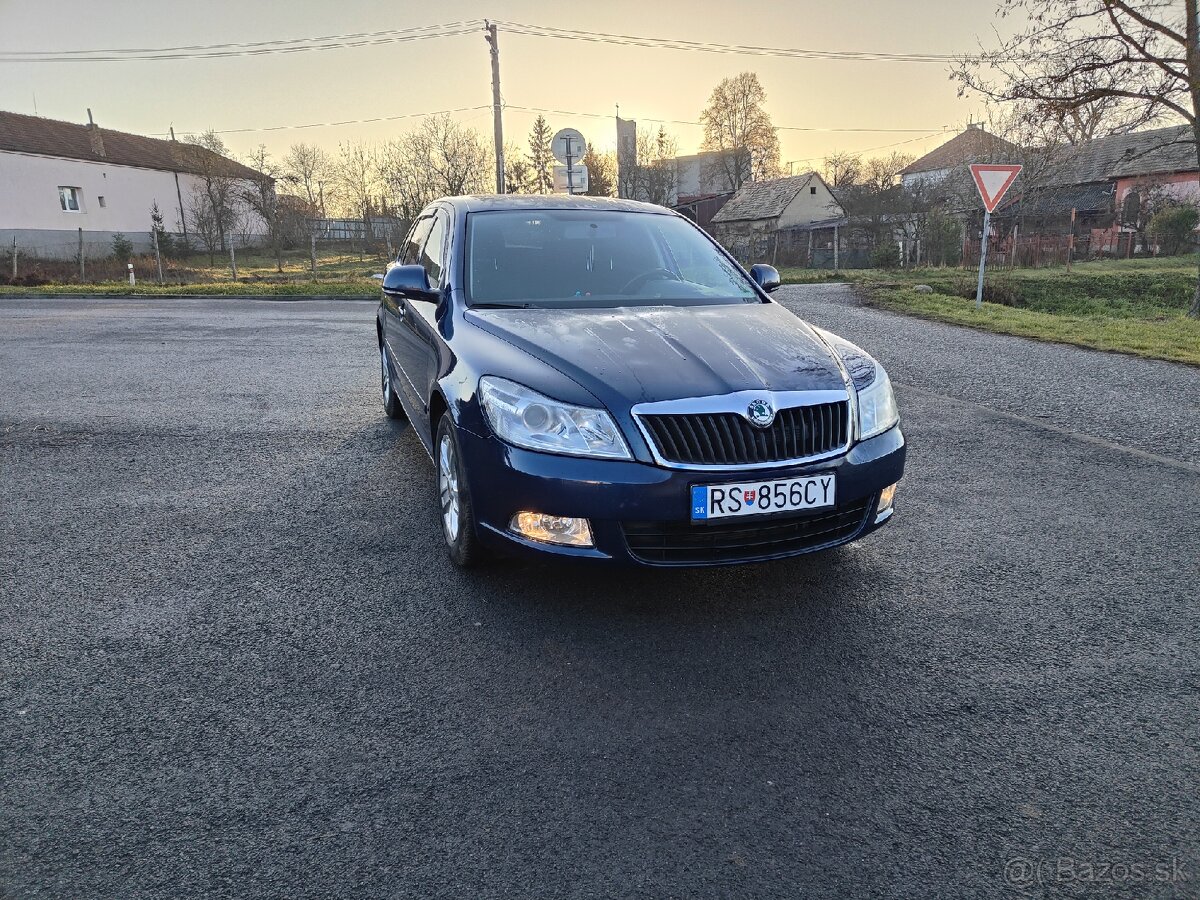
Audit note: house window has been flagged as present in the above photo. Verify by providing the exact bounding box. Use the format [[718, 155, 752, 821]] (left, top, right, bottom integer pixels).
[[810, 186, 817, 195], [58, 187, 82, 212], [98, 195, 106, 208]]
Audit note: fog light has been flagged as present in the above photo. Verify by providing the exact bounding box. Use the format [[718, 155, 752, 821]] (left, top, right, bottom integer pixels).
[[510, 512, 594, 547], [876, 482, 898, 520]]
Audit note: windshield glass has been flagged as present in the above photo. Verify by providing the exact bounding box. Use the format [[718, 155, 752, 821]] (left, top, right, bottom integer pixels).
[[465, 209, 758, 308]]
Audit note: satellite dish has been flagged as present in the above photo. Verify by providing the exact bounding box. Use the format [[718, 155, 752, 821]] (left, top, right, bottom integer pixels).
[[551, 128, 586, 166]]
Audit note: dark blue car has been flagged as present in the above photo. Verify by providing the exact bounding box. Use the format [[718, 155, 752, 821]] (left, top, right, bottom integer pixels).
[[376, 195, 904, 567]]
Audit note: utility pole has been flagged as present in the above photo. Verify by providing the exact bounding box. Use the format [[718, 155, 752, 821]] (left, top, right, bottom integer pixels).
[[169, 126, 189, 247], [485, 21, 505, 194]]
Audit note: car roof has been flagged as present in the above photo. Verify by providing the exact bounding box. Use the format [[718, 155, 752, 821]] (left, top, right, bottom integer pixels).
[[440, 194, 677, 216]]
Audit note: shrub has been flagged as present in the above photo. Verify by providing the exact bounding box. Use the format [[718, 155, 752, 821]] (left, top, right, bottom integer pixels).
[[1148, 205, 1199, 256], [871, 243, 901, 269], [111, 233, 134, 265]]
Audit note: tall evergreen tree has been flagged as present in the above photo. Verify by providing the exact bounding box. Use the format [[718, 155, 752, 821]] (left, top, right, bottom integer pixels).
[[527, 115, 555, 195]]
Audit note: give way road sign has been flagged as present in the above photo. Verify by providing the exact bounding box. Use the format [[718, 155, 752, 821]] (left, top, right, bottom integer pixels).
[[970, 164, 1022, 212]]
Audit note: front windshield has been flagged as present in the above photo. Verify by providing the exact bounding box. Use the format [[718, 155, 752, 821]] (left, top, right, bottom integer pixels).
[[465, 209, 758, 308]]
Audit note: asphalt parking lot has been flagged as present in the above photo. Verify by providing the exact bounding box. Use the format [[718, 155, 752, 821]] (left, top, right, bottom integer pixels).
[[2, 286, 1198, 899]]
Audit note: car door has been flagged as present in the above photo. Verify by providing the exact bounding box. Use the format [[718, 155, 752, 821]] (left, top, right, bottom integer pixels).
[[383, 215, 433, 412], [393, 207, 450, 447]]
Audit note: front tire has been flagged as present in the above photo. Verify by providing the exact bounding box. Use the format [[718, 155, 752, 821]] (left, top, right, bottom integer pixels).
[[435, 415, 485, 567], [379, 341, 406, 420]]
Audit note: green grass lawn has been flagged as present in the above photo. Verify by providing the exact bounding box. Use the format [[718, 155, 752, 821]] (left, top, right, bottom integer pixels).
[[781, 257, 1200, 366]]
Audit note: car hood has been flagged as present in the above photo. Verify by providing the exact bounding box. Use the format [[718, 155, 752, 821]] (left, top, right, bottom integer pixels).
[[464, 302, 847, 409]]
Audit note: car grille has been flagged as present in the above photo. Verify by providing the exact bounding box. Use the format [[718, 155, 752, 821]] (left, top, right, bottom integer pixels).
[[639, 401, 850, 467], [622, 496, 873, 565]]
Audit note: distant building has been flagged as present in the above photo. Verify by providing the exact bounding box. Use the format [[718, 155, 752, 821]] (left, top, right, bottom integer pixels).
[[899, 124, 1021, 191], [670, 150, 739, 226], [613, 123, 739, 224], [710, 172, 846, 263], [0, 109, 269, 259], [995, 124, 1199, 257]]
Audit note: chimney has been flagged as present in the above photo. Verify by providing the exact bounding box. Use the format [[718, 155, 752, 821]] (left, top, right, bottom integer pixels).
[[85, 108, 106, 158]]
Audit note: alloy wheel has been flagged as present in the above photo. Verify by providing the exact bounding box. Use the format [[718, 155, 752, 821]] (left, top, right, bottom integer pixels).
[[438, 433, 461, 543]]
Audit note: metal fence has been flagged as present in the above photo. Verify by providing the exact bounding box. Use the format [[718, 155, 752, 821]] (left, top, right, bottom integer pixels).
[[960, 231, 1194, 269], [0, 230, 397, 287]]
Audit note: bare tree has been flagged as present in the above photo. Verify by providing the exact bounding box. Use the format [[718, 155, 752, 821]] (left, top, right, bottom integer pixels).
[[838, 153, 916, 250], [241, 145, 284, 272], [700, 72, 782, 190], [581, 143, 617, 197], [631, 127, 679, 206], [332, 141, 379, 247], [822, 151, 864, 188], [503, 142, 535, 194], [181, 130, 243, 259], [379, 115, 492, 220], [954, 0, 1200, 317], [187, 182, 241, 265], [527, 115, 555, 194], [416, 114, 492, 196], [283, 143, 331, 214]]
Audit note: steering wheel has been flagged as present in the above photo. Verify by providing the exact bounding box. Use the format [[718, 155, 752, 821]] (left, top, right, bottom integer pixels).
[[620, 268, 682, 295]]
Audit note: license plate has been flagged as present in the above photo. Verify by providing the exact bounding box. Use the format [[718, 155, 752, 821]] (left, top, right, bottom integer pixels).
[[691, 474, 836, 520]]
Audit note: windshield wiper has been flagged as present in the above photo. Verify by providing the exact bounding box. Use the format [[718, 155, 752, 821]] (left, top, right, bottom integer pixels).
[[469, 302, 538, 309]]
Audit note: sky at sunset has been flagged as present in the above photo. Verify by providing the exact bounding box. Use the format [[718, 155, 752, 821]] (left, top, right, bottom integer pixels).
[[0, 0, 1023, 171]]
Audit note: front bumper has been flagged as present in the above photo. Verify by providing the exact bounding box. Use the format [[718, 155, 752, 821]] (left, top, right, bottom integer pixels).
[[457, 424, 906, 566]]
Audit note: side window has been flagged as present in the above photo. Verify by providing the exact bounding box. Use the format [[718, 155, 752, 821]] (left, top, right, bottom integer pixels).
[[402, 217, 433, 265], [420, 212, 448, 286], [58, 186, 82, 212]]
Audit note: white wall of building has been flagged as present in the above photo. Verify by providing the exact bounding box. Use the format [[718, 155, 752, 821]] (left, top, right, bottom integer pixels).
[[0, 150, 266, 257], [778, 177, 843, 228], [674, 152, 739, 199], [900, 168, 951, 192]]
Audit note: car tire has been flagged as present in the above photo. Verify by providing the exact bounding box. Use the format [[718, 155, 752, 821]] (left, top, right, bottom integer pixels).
[[435, 414, 486, 567], [379, 340, 406, 420]]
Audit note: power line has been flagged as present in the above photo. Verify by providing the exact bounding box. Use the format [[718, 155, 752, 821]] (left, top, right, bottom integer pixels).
[[0, 18, 967, 65], [159, 104, 491, 136], [0, 21, 482, 62], [496, 21, 964, 63]]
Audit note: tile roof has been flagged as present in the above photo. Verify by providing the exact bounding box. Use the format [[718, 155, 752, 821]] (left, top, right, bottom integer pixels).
[[899, 126, 1022, 176], [0, 110, 265, 180], [710, 173, 817, 223], [998, 181, 1115, 217], [1047, 124, 1197, 185]]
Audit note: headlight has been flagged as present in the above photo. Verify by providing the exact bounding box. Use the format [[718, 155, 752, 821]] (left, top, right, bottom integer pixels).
[[479, 376, 632, 460], [857, 363, 899, 439]]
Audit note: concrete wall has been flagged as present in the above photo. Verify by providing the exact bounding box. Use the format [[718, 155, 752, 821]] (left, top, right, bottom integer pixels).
[[900, 168, 951, 191], [675, 152, 739, 200], [0, 150, 266, 258]]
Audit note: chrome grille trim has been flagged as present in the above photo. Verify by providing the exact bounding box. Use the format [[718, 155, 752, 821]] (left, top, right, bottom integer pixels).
[[631, 389, 853, 471]]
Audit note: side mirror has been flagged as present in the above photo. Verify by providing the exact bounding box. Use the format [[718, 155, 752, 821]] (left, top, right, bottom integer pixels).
[[382, 264, 435, 299], [749, 264, 781, 293]]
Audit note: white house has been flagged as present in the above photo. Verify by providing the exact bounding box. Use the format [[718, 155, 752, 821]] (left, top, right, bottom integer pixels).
[[0, 110, 269, 259]]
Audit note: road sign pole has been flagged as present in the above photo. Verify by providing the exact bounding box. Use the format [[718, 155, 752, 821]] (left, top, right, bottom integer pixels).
[[968, 163, 1022, 310], [975, 209, 990, 310]]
